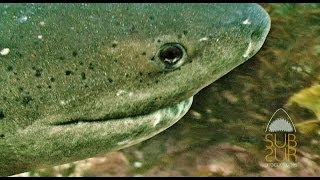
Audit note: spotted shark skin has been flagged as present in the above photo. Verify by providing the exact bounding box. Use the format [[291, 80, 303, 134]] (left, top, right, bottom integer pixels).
[[0, 3, 270, 176]]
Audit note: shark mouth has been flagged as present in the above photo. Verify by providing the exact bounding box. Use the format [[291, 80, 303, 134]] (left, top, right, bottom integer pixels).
[[51, 97, 193, 126]]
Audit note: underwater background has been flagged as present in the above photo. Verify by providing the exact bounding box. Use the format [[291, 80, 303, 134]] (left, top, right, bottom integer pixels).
[[14, 3, 320, 177]]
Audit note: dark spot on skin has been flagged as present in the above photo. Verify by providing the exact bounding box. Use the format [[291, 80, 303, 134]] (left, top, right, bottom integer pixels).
[[183, 30, 188, 35], [189, 60, 193, 63], [20, 35, 24, 39], [139, 79, 143, 83], [7, 66, 13, 71], [112, 43, 117, 48], [17, 52, 23, 58], [0, 111, 5, 119], [84, 84, 88, 88], [59, 56, 65, 60], [89, 63, 94, 70], [3, 97, 7, 101], [36, 85, 42, 89], [114, 59, 118, 63], [32, 67, 43, 77], [0, 134, 5, 138], [155, 80, 159, 84], [50, 77, 55, 82], [72, 51, 78, 57], [21, 96, 33, 106], [79, 62, 84, 66], [157, 39, 161, 43], [139, 72, 143, 76], [130, 25, 137, 33], [142, 52, 146, 56], [125, 73, 130, 78], [150, 56, 155, 61], [16, 78, 20, 81], [35, 69, 42, 77], [18, 87, 24, 92], [48, 85, 52, 89], [108, 78, 113, 83], [65, 70, 73, 76], [81, 72, 86, 80], [13, 72, 17, 75], [147, 72, 152, 76], [149, 16, 154, 20]]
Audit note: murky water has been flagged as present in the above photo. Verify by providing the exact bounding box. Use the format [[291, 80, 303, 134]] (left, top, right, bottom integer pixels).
[[14, 3, 320, 177]]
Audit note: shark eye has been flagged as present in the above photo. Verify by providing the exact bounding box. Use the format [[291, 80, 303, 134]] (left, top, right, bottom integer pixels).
[[159, 44, 183, 64], [155, 43, 187, 70]]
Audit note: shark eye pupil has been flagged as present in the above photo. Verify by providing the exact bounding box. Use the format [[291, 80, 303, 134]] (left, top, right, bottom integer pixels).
[[159, 44, 183, 64], [155, 43, 187, 71]]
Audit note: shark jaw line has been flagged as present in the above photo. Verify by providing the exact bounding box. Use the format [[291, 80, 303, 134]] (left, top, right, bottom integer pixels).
[[4, 96, 193, 175], [51, 97, 194, 126]]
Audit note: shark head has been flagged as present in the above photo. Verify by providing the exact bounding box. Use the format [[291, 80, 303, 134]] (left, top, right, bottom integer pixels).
[[0, 3, 270, 175]]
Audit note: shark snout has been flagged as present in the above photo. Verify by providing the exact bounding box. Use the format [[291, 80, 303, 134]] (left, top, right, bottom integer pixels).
[[242, 8, 271, 59]]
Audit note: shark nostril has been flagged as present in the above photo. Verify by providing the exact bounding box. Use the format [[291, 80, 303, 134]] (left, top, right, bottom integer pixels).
[[250, 29, 261, 41], [242, 29, 264, 59]]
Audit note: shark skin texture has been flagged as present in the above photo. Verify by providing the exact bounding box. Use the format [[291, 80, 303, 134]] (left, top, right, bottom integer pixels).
[[0, 3, 270, 176]]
